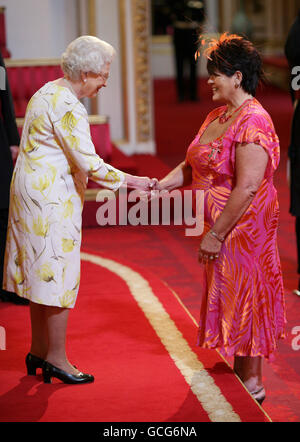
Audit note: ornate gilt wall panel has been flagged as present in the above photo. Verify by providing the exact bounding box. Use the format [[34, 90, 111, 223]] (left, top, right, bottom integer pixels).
[[132, 0, 152, 143]]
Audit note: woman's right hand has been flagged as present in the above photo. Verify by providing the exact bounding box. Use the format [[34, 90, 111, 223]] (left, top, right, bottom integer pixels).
[[137, 176, 159, 192], [125, 174, 158, 192]]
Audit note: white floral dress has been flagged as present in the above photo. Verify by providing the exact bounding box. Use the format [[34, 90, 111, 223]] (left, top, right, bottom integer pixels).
[[3, 82, 125, 308]]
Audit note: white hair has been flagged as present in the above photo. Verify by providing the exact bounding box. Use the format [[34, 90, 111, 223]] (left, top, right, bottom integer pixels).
[[61, 35, 116, 80]]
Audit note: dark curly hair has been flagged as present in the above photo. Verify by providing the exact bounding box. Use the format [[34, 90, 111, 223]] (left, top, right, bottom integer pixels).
[[203, 33, 265, 96]]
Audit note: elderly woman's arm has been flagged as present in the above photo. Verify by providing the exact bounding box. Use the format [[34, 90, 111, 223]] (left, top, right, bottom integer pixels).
[[157, 161, 193, 191], [53, 102, 152, 192], [199, 142, 269, 256]]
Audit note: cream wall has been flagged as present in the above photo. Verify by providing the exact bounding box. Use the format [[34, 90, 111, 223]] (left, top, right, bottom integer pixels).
[[2, 0, 77, 58], [95, 0, 124, 141], [2, 0, 124, 141], [2, 0, 154, 152]]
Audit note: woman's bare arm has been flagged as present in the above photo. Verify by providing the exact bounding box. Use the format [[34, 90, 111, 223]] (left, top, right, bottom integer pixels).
[[199, 142, 269, 258], [158, 161, 193, 191]]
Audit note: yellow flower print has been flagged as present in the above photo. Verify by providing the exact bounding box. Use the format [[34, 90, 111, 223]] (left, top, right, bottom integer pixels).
[[11, 194, 21, 217], [32, 175, 50, 193], [62, 238, 75, 253], [14, 246, 27, 267], [60, 289, 76, 308], [66, 135, 80, 150], [31, 155, 45, 168], [32, 216, 49, 237], [62, 264, 68, 285], [61, 111, 78, 134], [19, 217, 31, 234], [104, 170, 121, 183], [62, 197, 74, 219], [24, 139, 39, 153], [24, 156, 35, 174], [51, 88, 62, 110], [13, 269, 25, 285], [46, 163, 57, 184], [28, 114, 45, 136], [37, 263, 55, 283]]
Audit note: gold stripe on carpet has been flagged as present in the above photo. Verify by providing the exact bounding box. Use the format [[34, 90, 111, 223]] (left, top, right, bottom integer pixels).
[[161, 280, 273, 422], [81, 252, 241, 422]]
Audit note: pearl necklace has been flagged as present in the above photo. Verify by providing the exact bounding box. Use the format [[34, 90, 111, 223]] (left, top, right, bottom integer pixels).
[[219, 98, 252, 124], [63, 77, 78, 98]]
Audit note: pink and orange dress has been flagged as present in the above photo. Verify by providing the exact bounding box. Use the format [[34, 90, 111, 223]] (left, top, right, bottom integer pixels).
[[186, 98, 286, 360]]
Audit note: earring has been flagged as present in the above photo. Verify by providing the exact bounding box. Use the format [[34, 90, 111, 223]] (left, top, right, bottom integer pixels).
[[235, 83, 239, 89]]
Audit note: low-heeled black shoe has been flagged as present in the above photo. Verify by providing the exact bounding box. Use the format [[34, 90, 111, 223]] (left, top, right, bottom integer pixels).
[[42, 361, 94, 384], [25, 353, 45, 375]]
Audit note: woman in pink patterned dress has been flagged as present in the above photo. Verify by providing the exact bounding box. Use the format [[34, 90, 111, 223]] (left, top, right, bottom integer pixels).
[[156, 33, 286, 405]]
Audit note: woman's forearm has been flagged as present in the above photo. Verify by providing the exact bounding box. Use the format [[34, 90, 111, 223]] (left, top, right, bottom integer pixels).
[[159, 161, 192, 191], [212, 186, 257, 239], [123, 173, 149, 189]]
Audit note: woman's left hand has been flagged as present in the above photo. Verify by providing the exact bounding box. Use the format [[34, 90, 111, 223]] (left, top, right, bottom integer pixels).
[[198, 232, 222, 264]]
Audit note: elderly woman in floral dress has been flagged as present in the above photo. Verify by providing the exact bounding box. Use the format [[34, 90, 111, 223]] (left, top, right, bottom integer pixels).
[[3, 36, 155, 384]]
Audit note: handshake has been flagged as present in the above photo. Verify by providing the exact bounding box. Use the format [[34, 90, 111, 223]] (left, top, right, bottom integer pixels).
[[124, 173, 170, 200], [134, 176, 163, 195]]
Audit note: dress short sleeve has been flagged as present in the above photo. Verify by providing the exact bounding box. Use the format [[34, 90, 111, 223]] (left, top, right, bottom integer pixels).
[[231, 111, 280, 177]]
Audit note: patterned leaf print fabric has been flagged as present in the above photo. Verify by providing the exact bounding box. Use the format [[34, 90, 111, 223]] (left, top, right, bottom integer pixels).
[[3, 82, 125, 308], [185, 98, 286, 360]]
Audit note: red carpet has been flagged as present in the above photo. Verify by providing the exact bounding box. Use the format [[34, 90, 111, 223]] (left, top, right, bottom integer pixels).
[[152, 77, 300, 422], [0, 78, 297, 424], [0, 251, 268, 422]]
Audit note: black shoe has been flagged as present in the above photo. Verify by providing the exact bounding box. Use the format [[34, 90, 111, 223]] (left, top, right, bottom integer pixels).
[[0, 290, 29, 305], [25, 353, 45, 375], [42, 361, 94, 384]]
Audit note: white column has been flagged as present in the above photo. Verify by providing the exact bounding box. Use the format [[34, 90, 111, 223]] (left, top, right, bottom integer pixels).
[[115, 0, 155, 155], [219, 0, 236, 33], [95, 0, 125, 142], [205, 0, 219, 33]]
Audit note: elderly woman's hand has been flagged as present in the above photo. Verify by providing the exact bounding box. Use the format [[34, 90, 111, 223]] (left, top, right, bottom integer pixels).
[[124, 174, 158, 191], [136, 177, 159, 192], [198, 231, 223, 264]]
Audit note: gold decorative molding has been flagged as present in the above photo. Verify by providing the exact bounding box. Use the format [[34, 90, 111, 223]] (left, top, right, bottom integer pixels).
[[151, 35, 171, 44], [88, 0, 96, 36], [4, 58, 61, 67], [88, 115, 109, 124], [119, 0, 129, 142], [132, 0, 152, 143], [87, 0, 98, 115], [84, 188, 100, 201]]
